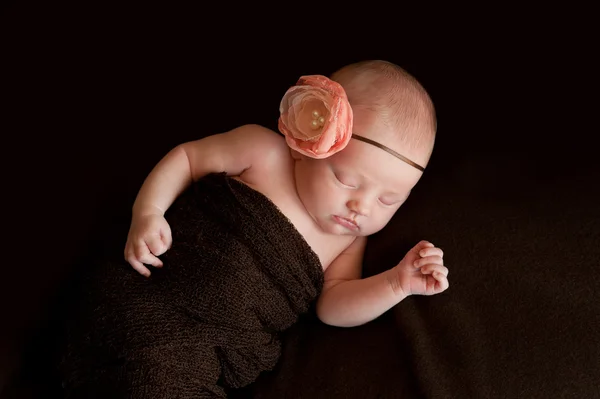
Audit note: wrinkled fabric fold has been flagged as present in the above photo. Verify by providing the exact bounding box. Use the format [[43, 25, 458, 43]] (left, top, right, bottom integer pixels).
[[59, 173, 324, 398]]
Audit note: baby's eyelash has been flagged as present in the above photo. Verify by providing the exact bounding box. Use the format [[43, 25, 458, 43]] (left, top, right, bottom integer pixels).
[[333, 172, 356, 188], [378, 197, 399, 206]]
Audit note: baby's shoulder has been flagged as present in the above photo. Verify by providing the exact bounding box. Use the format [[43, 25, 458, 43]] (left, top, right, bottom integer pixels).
[[235, 124, 292, 165], [234, 124, 287, 151], [231, 124, 293, 180]]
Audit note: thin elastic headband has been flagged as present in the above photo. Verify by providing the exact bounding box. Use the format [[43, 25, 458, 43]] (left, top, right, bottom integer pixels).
[[352, 134, 425, 172]]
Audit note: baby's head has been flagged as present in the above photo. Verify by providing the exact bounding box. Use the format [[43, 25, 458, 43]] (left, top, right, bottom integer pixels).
[[288, 60, 437, 236]]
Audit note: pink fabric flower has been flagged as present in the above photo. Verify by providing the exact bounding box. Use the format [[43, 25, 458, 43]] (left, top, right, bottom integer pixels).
[[278, 75, 353, 159]]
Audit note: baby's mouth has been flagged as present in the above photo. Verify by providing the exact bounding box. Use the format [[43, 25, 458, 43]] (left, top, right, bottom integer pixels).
[[333, 215, 359, 231]]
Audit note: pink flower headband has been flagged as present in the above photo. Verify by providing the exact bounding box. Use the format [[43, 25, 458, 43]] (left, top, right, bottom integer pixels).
[[278, 75, 425, 172]]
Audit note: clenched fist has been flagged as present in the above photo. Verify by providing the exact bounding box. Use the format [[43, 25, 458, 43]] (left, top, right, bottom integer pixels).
[[124, 213, 172, 277], [390, 240, 449, 297]]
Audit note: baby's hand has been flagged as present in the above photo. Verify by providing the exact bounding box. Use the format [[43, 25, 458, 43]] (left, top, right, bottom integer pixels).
[[124, 213, 172, 277], [391, 240, 449, 297]]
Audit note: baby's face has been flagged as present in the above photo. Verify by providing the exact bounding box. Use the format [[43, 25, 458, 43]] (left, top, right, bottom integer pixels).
[[292, 136, 424, 236]]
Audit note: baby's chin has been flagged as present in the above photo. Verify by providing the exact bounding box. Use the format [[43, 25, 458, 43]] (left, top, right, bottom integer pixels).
[[316, 222, 346, 236]]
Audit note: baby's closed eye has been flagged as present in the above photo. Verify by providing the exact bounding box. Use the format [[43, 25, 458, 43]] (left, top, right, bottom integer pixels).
[[333, 171, 358, 188], [378, 196, 401, 206], [379, 189, 410, 207]]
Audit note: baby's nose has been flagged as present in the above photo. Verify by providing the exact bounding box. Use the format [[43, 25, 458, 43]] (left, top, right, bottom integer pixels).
[[346, 199, 369, 216]]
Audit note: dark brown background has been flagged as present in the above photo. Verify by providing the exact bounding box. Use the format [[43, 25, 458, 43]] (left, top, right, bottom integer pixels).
[[2, 2, 597, 398]]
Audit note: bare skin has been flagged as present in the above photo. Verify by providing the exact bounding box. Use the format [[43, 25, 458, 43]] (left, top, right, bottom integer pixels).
[[124, 124, 449, 328]]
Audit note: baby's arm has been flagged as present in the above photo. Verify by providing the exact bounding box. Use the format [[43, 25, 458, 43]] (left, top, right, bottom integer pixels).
[[316, 238, 448, 327], [132, 124, 274, 218], [125, 124, 284, 275], [316, 237, 403, 327]]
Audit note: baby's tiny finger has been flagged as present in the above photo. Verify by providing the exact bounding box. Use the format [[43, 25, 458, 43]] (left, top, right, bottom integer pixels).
[[414, 255, 444, 268], [148, 235, 167, 256], [412, 240, 433, 254], [436, 265, 449, 277], [433, 272, 449, 291], [134, 242, 163, 267], [161, 226, 173, 249], [128, 258, 151, 277], [421, 264, 449, 277], [138, 252, 163, 268], [163, 234, 172, 250], [419, 246, 444, 258], [420, 240, 434, 249]]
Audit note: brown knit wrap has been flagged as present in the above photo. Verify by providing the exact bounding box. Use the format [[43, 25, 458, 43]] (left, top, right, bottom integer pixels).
[[59, 173, 324, 398]]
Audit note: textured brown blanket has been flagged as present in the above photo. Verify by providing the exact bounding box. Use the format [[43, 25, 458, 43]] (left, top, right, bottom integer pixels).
[[59, 173, 324, 398], [238, 153, 600, 399]]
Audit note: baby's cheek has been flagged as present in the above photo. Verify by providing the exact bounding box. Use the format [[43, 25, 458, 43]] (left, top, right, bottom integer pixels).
[[366, 214, 391, 235]]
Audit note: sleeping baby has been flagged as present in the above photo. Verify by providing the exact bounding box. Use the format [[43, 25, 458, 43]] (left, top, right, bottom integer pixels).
[[59, 59, 449, 398]]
